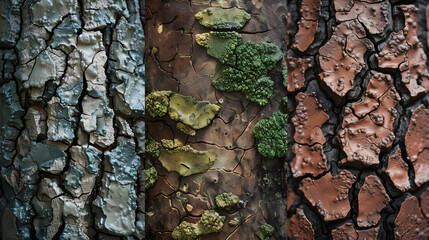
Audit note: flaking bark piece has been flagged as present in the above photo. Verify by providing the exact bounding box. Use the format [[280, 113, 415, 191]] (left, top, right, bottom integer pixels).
[[300, 170, 356, 221]]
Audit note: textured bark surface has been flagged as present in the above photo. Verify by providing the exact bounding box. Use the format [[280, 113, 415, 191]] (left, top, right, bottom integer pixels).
[[145, 0, 287, 239], [0, 0, 146, 239], [287, 0, 429, 239]]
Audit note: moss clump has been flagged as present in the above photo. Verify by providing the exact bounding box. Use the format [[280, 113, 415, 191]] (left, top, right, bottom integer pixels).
[[253, 111, 287, 158], [282, 66, 287, 88], [146, 90, 171, 118], [212, 41, 282, 105], [194, 7, 251, 30], [215, 192, 239, 210], [172, 210, 226, 240], [145, 160, 158, 190], [255, 223, 274, 240], [195, 31, 241, 65]]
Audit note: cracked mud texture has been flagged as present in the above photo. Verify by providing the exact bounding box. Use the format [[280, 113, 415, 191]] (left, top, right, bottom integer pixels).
[[288, 0, 429, 239], [146, 0, 287, 239], [0, 0, 145, 239]]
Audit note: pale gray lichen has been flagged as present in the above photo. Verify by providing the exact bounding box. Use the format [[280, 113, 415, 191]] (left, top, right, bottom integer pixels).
[[64, 164, 83, 189], [0, 0, 21, 47], [51, 15, 81, 54], [110, 17, 146, 117], [46, 97, 77, 145], [105, 141, 141, 185], [2, 200, 35, 239], [93, 140, 140, 236], [81, 0, 129, 30], [30, 0, 77, 31], [24, 47, 66, 89], [0, 81, 25, 166], [85, 147, 102, 174], [56, 50, 84, 106], [93, 179, 137, 236], [59, 224, 90, 240], [20, 141, 66, 174]]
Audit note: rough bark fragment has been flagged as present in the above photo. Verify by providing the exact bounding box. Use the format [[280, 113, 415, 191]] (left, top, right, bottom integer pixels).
[[386, 148, 410, 192], [357, 175, 390, 227], [405, 105, 429, 187], [287, 208, 315, 240], [394, 196, 429, 239], [300, 170, 356, 221], [338, 72, 400, 167]]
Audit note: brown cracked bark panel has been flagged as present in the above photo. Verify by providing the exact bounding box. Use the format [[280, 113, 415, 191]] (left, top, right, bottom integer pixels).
[[394, 196, 429, 239], [288, 0, 429, 238], [421, 187, 429, 218], [357, 175, 390, 227], [287, 56, 311, 92], [386, 148, 410, 192], [292, 92, 329, 146], [146, 1, 287, 239], [291, 143, 328, 178], [332, 223, 380, 240], [300, 170, 356, 221], [378, 4, 429, 98], [319, 16, 374, 96], [338, 72, 400, 167], [331, 223, 358, 240], [405, 105, 429, 187], [287, 208, 315, 240], [292, 0, 321, 52]]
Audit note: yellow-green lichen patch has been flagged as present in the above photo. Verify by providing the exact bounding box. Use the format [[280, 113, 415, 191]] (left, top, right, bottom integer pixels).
[[168, 93, 220, 130], [146, 90, 172, 118], [146, 136, 161, 158], [161, 138, 184, 149], [195, 7, 251, 30], [147, 91, 220, 135], [176, 122, 197, 136], [195, 31, 241, 65], [172, 210, 225, 240], [255, 223, 274, 240], [158, 143, 215, 177], [145, 160, 158, 190], [215, 192, 239, 211], [253, 111, 288, 158]]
